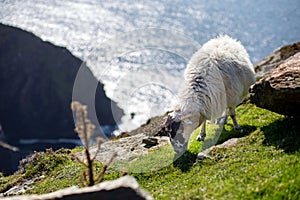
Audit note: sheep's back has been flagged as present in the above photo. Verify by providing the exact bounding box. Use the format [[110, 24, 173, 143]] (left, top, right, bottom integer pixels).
[[182, 35, 255, 119]]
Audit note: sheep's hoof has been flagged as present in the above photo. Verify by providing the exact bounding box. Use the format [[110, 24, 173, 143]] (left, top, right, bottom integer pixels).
[[196, 135, 205, 142], [235, 127, 243, 133]]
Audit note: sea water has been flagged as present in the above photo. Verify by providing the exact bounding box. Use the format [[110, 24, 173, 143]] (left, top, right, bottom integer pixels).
[[0, 0, 299, 133]]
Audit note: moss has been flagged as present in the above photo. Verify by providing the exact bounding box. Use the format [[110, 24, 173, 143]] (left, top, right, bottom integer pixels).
[[21, 149, 69, 179]]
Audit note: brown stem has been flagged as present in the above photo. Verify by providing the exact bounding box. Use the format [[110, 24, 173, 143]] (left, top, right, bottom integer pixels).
[[71, 154, 88, 167], [85, 147, 94, 186], [96, 152, 117, 183], [80, 109, 89, 149]]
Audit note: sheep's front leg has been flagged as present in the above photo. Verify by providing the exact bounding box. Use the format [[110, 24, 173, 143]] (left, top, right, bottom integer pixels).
[[229, 108, 243, 133], [196, 120, 206, 142], [215, 111, 228, 125]]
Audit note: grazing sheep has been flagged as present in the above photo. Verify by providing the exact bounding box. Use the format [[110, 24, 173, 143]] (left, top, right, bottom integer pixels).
[[162, 35, 255, 153]]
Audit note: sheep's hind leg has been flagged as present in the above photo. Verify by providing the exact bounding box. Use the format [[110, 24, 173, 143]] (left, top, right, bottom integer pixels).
[[196, 120, 206, 142], [229, 108, 243, 133]]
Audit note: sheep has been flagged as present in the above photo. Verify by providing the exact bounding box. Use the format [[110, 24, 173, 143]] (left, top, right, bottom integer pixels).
[[161, 35, 256, 154]]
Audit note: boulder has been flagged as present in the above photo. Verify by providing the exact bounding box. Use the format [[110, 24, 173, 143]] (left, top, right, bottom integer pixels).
[[250, 52, 300, 116], [254, 41, 300, 79], [0, 23, 123, 140], [1, 176, 153, 200]]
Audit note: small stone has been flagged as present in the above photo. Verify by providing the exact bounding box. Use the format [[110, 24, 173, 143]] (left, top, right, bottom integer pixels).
[[142, 137, 158, 146]]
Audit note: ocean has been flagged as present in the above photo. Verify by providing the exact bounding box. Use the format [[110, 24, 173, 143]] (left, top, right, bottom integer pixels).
[[1, 0, 299, 132]]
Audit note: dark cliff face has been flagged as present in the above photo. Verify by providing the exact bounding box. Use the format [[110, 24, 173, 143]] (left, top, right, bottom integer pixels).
[[0, 23, 123, 139]]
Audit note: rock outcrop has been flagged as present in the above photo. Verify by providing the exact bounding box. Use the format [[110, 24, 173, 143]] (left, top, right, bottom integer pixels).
[[77, 133, 170, 165], [0, 23, 123, 140], [254, 41, 300, 79], [1, 176, 153, 200], [250, 52, 300, 116]]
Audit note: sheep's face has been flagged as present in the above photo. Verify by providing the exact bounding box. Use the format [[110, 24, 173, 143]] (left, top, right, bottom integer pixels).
[[166, 119, 186, 153], [163, 113, 200, 153]]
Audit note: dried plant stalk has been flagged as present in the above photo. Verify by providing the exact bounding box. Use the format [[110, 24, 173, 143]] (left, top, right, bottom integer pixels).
[[71, 101, 95, 148], [96, 152, 117, 183], [71, 101, 115, 186], [71, 101, 96, 186]]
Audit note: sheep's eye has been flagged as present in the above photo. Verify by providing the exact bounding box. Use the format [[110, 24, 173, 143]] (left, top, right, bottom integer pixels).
[[167, 121, 181, 138]]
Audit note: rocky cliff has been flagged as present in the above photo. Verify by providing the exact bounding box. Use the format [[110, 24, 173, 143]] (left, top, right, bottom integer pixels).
[[254, 41, 300, 79], [0, 23, 123, 140], [250, 42, 300, 116]]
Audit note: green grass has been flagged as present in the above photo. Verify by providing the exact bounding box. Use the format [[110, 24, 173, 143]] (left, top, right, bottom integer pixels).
[[111, 145, 176, 173], [1, 103, 300, 199]]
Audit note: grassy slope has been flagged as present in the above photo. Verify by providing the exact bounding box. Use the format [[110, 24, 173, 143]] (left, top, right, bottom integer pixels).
[[1, 103, 299, 199]]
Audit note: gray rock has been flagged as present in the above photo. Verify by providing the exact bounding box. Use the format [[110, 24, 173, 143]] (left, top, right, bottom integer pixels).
[[77, 133, 170, 165], [254, 41, 300, 79], [250, 52, 300, 116], [1, 176, 153, 200]]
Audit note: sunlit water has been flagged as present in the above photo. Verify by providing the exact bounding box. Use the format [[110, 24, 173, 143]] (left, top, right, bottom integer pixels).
[[1, 0, 299, 132]]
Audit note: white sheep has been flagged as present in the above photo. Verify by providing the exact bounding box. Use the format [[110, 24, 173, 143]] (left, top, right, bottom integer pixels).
[[162, 35, 256, 153]]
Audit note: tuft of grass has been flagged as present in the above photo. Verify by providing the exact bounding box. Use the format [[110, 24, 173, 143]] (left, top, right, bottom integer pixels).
[[23, 149, 84, 194], [0, 148, 122, 195], [0, 148, 81, 194], [21, 149, 69, 179]]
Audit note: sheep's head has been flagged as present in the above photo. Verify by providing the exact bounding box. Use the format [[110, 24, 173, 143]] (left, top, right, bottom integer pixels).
[[159, 112, 201, 153]]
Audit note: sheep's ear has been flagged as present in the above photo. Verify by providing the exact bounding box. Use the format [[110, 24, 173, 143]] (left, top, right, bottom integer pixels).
[[156, 114, 176, 137], [170, 111, 182, 122], [165, 114, 174, 125], [164, 112, 181, 128]]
